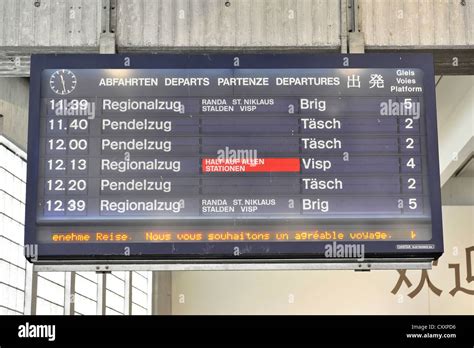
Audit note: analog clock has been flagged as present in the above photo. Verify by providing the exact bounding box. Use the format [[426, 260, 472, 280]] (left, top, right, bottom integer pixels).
[[49, 69, 77, 95]]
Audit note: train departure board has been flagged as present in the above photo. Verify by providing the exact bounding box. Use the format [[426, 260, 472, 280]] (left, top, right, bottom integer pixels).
[[25, 54, 443, 264]]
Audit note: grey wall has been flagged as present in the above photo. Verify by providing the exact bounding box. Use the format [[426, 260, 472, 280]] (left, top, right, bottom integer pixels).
[[117, 0, 340, 49], [0, 0, 472, 53], [359, 0, 474, 48], [0, 77, 29, 150], [1, 0, 473, 76], [0, 0, 100, 50]]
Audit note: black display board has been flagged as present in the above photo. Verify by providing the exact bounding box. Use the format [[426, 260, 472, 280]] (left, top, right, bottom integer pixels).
[[25, 53, 443, 263]]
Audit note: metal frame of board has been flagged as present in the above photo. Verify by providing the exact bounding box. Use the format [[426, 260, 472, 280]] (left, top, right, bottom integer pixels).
[[25, 53, 444, 268], [32, 260, 433, 272]]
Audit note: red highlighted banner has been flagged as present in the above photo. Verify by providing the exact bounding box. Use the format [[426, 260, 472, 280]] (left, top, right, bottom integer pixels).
[[202, 158, 300, 173]]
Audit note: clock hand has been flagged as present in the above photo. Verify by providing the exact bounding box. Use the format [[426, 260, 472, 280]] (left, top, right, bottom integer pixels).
[[60, 75, 66, 93]]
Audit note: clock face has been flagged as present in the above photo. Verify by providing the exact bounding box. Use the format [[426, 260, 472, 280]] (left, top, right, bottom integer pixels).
[[49, 69, 77, 95]]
